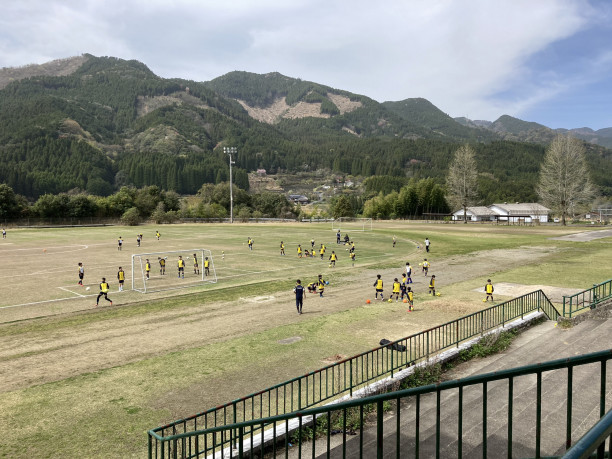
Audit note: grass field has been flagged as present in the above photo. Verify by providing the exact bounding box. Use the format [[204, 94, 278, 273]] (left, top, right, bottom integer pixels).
[[0, 221, 610, 457]]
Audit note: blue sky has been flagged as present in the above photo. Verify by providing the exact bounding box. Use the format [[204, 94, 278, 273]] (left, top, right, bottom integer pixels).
[[1, 0, 611, 129]]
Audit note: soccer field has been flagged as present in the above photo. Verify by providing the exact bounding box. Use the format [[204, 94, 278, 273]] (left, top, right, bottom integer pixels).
[[1, 221, 610, 458], [0, 222, 405, 321]]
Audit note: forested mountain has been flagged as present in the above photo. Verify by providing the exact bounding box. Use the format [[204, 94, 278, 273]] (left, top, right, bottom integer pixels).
[[382, 98, 497, 142], [1, 54, 612, 206], [456, 115, 612, 149]]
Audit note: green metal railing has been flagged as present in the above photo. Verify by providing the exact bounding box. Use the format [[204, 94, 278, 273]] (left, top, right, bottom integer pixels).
[[563, 408, 612, 459], [148, 289, 559, 457], [149, 349, 612, 459], [563, 279, 612, 318]]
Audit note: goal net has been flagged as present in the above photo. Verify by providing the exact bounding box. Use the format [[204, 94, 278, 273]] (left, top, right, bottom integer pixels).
[[132, 249, 217, 293], [332, 217, 373, 232]]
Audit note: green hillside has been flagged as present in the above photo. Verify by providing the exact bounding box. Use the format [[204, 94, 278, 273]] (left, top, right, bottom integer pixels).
[[1, 54, 612, 206], [383, 98, 497, 141]]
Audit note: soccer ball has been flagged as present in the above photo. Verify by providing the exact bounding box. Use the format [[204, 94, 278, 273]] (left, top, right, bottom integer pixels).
[[482, 298, 487, 302], [366, 299, 371, 304], [403, 299, 408, 303], [325, 281, 329, 285], [85, 287, 90, 291], [436, 293, 441, 296], [388, 298, 393, 303]]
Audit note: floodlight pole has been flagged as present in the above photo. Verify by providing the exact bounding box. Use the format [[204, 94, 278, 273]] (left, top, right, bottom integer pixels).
[[224, 146, 237, 223]]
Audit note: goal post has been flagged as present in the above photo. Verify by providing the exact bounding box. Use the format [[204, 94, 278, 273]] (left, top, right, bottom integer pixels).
[[332, 217, 373, 232], [131, 249, 217, 293]]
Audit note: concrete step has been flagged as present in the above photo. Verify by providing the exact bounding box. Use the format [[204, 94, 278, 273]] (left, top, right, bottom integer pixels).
[[313, 318, 612, 459]]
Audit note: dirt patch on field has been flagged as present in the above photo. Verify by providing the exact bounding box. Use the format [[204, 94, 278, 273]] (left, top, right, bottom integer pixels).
[[0, 246, 558, 394], [322, 354, 347, 364]]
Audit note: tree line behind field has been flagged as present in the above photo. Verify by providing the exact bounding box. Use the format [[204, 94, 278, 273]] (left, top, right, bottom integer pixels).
[[0, 183, 297, 224]]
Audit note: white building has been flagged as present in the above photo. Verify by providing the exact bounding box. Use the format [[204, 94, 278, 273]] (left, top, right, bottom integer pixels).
[[451, 206, 496, 222], [488, 203, 550, 223]]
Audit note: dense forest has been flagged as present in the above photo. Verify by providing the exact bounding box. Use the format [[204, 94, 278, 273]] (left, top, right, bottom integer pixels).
[[1, 54, 612, 214]]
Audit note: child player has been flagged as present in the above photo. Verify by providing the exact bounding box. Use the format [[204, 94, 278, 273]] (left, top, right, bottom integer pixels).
[[118, 236, 123, 251], [156, 231, 161, 241], [96, 278, 112, 307], [204, 257, 210, 276], [429, 275, 436, 296], [145, 259, 151, 279], [297, 244, 303, 258], [78, 262, 84, 286], [178, 256, 185, 279], [280, 241, 285, 256], [406, 287, 414, 312], [392, 278, 401, 301], [248, 237, 253, 251], [317, 274, 326, 297], [405, 262, 413, 284], [400, 273, 408, 300], [193, 253, 199, 275], [422, 259, 430, 276], [485, 279, 494, 302], [158, 257, 166, 275], [373, 274, 384, 301], [117, 267, 125, 291], [350, 251, 355, 267], [328, 251, 337, 268]]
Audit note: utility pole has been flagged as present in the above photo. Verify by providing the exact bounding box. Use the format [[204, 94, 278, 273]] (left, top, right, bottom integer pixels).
[[223, 146, 237, 223]]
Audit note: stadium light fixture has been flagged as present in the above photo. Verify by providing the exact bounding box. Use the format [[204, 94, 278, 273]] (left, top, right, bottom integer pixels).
[[223, 146, 237, 223]]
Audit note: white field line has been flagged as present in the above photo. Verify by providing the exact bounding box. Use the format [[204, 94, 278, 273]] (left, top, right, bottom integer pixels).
[[58, 286, 85, 297]]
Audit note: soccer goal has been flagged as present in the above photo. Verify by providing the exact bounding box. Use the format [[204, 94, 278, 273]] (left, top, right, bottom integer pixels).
[[333, 217, 373, 232], [132, 249, 217, 293]]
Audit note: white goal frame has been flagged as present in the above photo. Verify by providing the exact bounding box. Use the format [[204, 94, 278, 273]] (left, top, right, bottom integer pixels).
[[332, 217, 373, 232], [131, 249, 217, 293]]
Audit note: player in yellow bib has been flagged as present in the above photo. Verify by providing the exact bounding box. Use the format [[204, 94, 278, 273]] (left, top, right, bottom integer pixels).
[[178, 256, 185, 279], [407, 287, 414, 311], [297, 245, 303, 258], [392, 278, 401, 301], [158, 257, 166, 275], [193, 253, 199, 275], [422, 259, 430, 276], [280, 241, 285, 256], [145, 259, 151, 279], [204, 257, 210, 276], [96, 278, 112, 306], [485, 279, 494, 301], [317, 274, 326, 297], [328, 251, 337, 267], [373, 274, 384, 301], [429, 275, 436, 296], [117, 267, 125, 291]]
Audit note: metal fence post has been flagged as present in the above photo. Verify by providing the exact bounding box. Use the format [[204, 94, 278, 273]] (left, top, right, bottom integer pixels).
[[349, 359, 353, 397], [377, 400, 384, 459]]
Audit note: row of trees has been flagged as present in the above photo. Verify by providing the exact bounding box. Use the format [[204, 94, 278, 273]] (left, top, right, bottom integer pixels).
[[446, 135, 595, 225], [0, 182, 298, 223]]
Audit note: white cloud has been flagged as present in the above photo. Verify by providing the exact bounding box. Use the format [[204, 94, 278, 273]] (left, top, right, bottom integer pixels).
[[0, 0, 605, 124]]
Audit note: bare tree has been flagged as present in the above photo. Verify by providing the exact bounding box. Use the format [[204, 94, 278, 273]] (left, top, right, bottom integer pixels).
[[446, 144, 479, 223], [537, 135, 595, 225]]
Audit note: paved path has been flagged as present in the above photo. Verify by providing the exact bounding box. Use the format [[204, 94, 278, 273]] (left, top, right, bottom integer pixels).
[[551, 228, 612, 242], [311, 317, 612, 458]]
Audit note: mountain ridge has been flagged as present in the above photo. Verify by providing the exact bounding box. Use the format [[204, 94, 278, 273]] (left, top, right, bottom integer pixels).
[[1, 54, 611, 202]]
